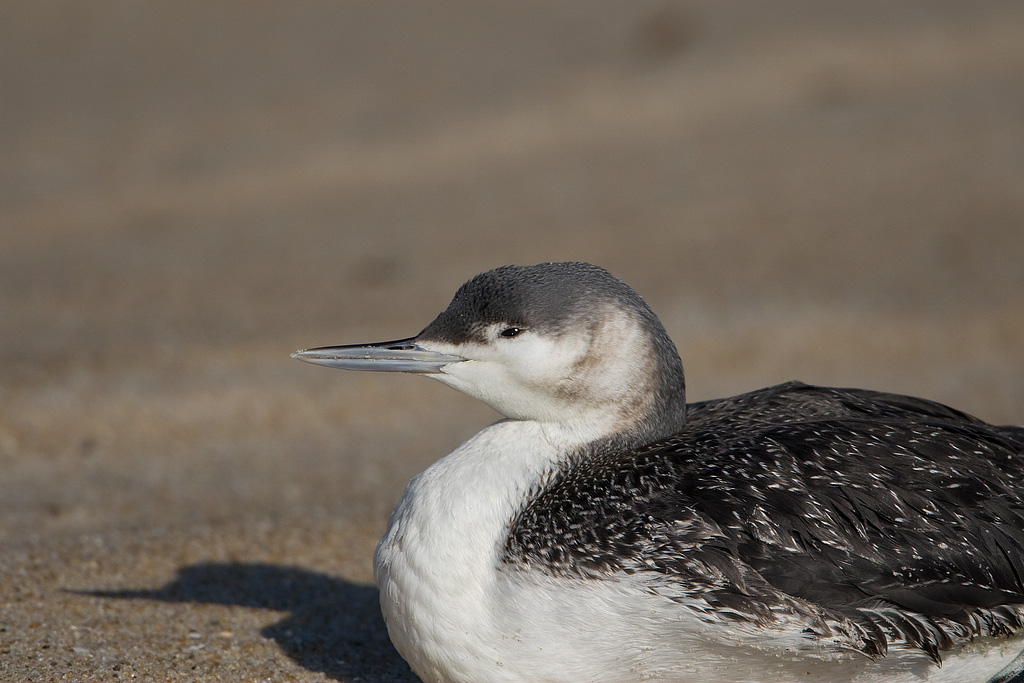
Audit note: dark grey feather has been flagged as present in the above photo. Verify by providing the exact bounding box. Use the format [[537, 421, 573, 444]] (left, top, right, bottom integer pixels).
[[503, 381, 1024, 662]]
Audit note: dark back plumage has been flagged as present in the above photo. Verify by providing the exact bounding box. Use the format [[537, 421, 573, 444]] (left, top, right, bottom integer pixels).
[[504, 381, 1024, 662]]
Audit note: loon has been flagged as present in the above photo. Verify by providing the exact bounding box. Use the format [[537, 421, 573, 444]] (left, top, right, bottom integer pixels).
[[293, 262, 1024, 683]]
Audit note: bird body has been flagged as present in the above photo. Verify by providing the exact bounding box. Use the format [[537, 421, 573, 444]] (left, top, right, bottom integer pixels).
[[293, 262, 1024, 683]]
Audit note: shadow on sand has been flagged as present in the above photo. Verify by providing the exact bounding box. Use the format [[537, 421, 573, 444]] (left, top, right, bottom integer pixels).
[[79, 562, 419, 682]]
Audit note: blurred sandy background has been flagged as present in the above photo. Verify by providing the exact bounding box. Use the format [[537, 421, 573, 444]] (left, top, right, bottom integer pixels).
[[1, 2, 1023, 681]]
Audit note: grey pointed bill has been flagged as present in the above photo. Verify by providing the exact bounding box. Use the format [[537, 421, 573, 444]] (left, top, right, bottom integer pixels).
[[291, 338, 466, 374]]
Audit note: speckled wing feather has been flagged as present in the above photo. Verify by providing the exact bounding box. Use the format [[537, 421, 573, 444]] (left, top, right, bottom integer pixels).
[[503, 382, 1024, 661]]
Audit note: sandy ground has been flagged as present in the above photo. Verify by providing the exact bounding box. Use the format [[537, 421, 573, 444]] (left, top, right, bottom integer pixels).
[[1, 2, 1023, 681]]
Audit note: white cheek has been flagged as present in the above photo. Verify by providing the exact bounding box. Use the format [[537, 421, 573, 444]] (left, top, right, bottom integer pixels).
[[421, 337, 588, 421], [412, 308, 657, 447], [502, 335, 589, 387]]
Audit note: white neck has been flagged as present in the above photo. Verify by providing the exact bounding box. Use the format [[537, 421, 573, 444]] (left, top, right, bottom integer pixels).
[[373, 419, 562, 683]]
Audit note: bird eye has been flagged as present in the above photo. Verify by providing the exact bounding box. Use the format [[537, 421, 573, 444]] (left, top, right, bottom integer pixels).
[[499, 327, 523, 338]]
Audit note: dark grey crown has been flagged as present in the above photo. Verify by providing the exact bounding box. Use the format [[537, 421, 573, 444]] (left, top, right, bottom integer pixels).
[[419, 263, 644, 342]]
